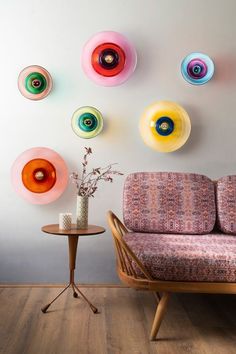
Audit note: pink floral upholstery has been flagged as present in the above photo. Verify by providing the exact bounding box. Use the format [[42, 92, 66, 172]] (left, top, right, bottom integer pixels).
[[123, 232, 236, 282], [123, 172, 216, 234], [216, 175, 236, 235]]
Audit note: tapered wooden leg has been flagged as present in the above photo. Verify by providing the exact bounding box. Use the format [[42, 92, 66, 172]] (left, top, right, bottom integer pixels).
[[68, 236, 79, 271], [150, 292, 170, 340], [41, 235, 98, 314], [41, 236, 79, 313], [68, 236, 98, 313], [41, 283, 71, 313], [73, 283, 98, 314], [68, 237, 79, 298]]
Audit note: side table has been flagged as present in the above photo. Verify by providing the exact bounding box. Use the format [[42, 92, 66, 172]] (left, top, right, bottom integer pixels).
[[41, 224, 105, 314]]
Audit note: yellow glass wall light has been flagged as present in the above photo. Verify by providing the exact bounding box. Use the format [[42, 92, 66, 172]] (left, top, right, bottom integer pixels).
[[139, 101, 191, 152]]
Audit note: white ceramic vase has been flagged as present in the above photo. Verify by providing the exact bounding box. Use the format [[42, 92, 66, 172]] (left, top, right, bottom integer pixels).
[[76, 195, 89, 229]]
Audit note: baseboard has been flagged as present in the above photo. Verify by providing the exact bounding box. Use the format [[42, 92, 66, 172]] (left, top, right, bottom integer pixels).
[[0, 283, 127, 288]]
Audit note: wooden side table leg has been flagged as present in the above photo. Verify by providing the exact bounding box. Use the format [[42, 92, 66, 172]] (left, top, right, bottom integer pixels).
[[41, 283, 71, 313], [72, 282, 79, 298], [68, 236, 80, 298], [41, 236, 79, 313], [73, 283, 98, 314], [68, 236, 79, 272], [69, 235, 98, 314]]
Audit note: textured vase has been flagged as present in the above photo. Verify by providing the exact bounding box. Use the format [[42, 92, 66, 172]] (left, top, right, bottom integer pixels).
[[76, 196, 89, 229]]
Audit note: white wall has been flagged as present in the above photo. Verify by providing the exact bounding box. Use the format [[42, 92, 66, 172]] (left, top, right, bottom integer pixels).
[[1, 0, 236, 283]]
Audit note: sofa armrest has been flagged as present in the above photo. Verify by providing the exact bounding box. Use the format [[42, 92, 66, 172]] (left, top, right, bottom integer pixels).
[[107, 210, 153, 281]]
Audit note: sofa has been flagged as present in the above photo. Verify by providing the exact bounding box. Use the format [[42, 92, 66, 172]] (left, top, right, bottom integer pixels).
[[107, 172, 236, 340]]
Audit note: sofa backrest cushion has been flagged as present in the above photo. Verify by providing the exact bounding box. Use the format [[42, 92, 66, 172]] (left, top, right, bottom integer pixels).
[[216, 175, 236, 234], [123, 172, 216, 234]]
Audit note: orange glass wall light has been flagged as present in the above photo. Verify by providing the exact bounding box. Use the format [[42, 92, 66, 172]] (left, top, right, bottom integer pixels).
[[11, 147, 68, 204]]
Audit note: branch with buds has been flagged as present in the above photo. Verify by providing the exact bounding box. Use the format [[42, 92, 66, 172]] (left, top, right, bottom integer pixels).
[[70, 147, 123, 197]]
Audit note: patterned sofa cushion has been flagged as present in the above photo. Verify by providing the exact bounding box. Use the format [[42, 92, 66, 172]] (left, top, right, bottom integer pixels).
[[216, 175, 236, 234], [123, 172, 216, 234], [123, 232, 236, 282]]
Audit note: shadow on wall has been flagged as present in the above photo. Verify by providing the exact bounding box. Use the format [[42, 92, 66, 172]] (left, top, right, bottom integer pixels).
[[173, 104, 203, 156], [102, 105, 202, 156], [214, 54, 236, 87], [101, 113, 132, 144], [49, 68, 83, 101], [126, 31, 157, 86]]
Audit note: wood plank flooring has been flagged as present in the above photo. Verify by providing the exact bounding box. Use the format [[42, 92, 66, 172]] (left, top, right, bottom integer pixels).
[[0, 287, 236, 354]]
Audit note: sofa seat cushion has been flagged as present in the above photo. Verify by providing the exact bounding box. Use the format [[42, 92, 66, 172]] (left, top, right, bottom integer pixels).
[[123, 232, 236, 282], [123, 172, 216, 234], [216, 175, 236, 235]]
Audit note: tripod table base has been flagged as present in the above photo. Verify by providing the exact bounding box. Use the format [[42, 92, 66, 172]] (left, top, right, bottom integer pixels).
[[40, 225, 105, 314]]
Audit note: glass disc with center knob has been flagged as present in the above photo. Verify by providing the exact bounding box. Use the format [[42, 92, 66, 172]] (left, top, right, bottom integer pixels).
[[82, 31, 137, 86], [18, 65, 53, 100], [11, 147, 68, 204], [181, 53, 214, 85], [140, 101, 191, 152], [71, 106, 103, 139], [22, 158, 56, 193]]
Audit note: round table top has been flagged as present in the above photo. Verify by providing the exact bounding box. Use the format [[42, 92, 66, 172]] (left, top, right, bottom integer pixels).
[[41, 224, 105, 236]]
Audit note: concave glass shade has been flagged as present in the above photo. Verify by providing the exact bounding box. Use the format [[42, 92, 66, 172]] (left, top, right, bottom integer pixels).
[[139, 101, 191, 152], [92, 42, 126, 77], [82, 31, 137, 86], [181, 53, 214, 85], [22, 159, 56, 193], [11, 147, 68, 204], [18, 65, 53, 100], [71, 106, 103, 139]]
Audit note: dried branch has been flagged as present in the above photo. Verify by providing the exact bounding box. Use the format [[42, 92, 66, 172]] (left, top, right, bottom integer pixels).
[[70, 147, 123, 197]]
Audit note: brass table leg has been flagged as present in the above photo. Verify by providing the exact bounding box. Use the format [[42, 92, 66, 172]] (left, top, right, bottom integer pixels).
[[41, 235, 98, 314]]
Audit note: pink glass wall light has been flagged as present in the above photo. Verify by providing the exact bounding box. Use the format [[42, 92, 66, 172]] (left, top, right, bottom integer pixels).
[[82, 31, 137, 86], [11, 147, 68, 204], [18, 65, 53, 100]]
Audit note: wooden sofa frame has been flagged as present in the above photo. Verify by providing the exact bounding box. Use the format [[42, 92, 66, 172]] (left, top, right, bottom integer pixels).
[[107, 210, 236, 341]]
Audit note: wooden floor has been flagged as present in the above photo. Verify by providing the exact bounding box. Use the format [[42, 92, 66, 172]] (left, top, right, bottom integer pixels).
[[0, 287, 236, 354]]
